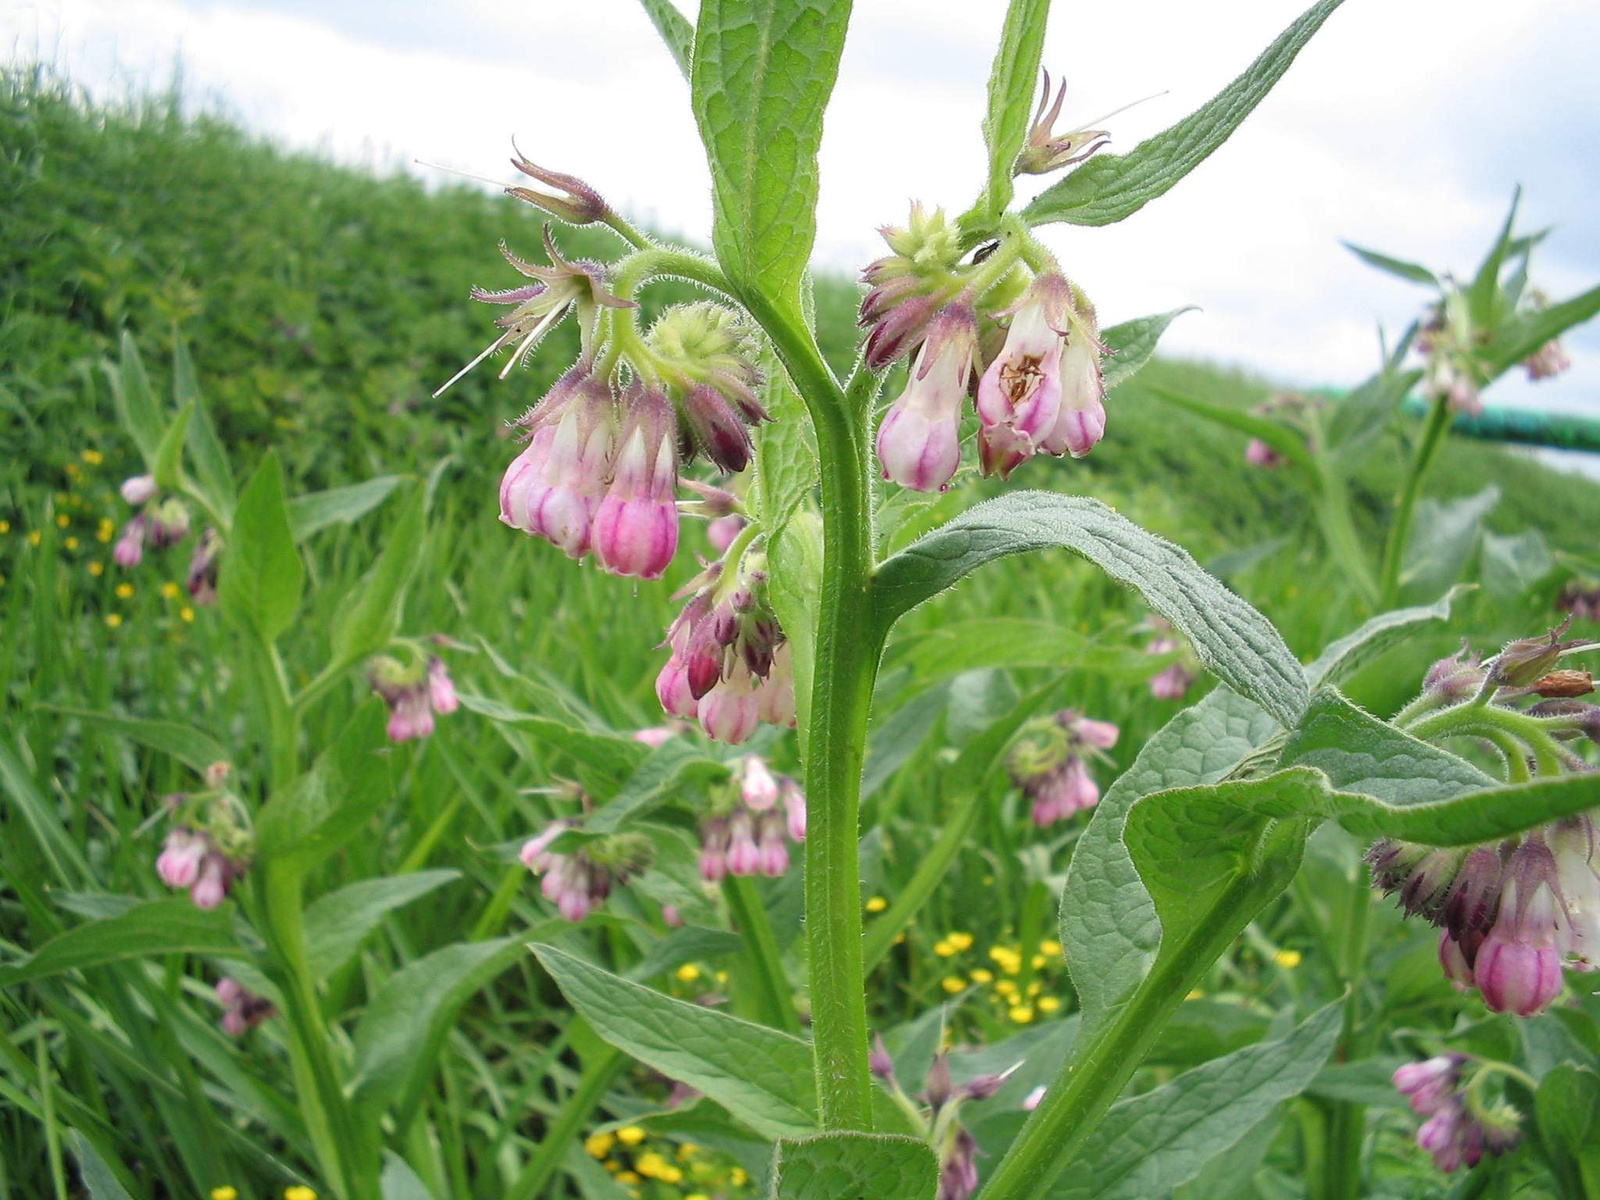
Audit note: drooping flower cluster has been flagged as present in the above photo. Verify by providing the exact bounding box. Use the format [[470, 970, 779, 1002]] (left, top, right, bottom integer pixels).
[[860, 199, 1108, 494], [1007, 710, 1119, 827], [1370, 626, 1600, 1014], [368, 654, 459, 743], [156, 773, 251, 910], [442, 164, 769, 584], [1392, 1055, 1521, 1172], [698, 755, 806, 882], [520, 819, 655, 922], [870, 1038, 1008, 1200], [216, 978, 276, 1037], [1416, 292, 1487, 416], [187, 527, 223, 605], [1241, 393, 1317, 470], [1143, 616, 1198, 701], [113, 475, 194, 568], [656, 524, 796, 744]]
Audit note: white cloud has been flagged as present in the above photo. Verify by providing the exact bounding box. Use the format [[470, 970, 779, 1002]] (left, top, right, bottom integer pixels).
[[6, 0, 1599, 422]]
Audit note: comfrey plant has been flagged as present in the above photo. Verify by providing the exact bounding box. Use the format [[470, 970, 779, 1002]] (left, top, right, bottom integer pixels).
[[430, 4, 1600, 1199]]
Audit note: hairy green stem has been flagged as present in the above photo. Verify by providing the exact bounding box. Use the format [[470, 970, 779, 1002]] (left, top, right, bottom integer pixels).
[[750, 296, 882, 1132], [1380, 396, 1453, 606], [723, 875, 802, 1035], [1319, 862, 1372, 1200], [980, 825, 1303, 1200]]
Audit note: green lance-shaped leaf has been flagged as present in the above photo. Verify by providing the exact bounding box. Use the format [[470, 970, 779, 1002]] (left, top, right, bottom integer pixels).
[[41, 706, 230, 774], [1022, 0, 1344, 228], [533, 944, 818, 1141], [65, 1131, 136, 1200], [1304, 585, 1471, 688], [873, 492, 1309, 726], [288, 475, 406, 541], [981, 0, 1052, 217], [254, 702, 390, 873], [351, 937, 528, 1117], [1100, 308, 1195, 391], [0, 899, 243, 987], [302, 869, 460, 980], [1468, 187, 1520, 329], [330, 487, 425, 668], [691, 0, 853, 315], [454, 692, 648, 794], [1052, 1002, 1342, 1200], [152, 401, 193, 493], [218, 451, 305, 645], [770, 1133, 940, 1200], [1342, 242, 1440, 288], [108, 332, 166, 468], [174, 339, 238, 524], [1482, 281, 1600, 376], [1145, 386, 1314, 469], [639, 0, 694, 80]]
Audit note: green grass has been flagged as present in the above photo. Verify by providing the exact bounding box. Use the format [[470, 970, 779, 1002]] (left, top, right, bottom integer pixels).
[[1, 64, 1597, 1200]]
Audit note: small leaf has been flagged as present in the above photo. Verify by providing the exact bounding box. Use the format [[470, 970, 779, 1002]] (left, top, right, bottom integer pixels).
[[1324, 366, 1422, 460], [42, 706, 230, 774], [330, 488, 425, 668], [1022, 0, 1344, 227], [1482, 282, 1600, 376], [380, 1152, 436, 1200], [152, 401, 193, 493], [218, 452, 305, 645], [769, 1133, 939, 1200], [1342, 242, 1439, 287], [981, 0, 1052, 216], [303, 869, 460, 979], [583, 739, 728, 835], [1304, 586, 1471, 688], [873, 492, 1309, 726], [1468, 187, 1520, 328], [1401, 486, 1499, 597], [65, 1131, 135, 1200], [1101, 308, 1196, 391], [109, 332, 165, 467], [691, 0, 853, 313], [289, 475, 406, 541], [1055, 1003, 1342, 1200], [0, 899, 242, 986], [1536, 1064, 1600, 1167], [174, 340, 237, 523], [1145, 386, 1313, 469], [753, 344, 819, 532], [638, 0, 694, 80], [255, 703, 390, 873], [533, 944, 818, 1140], [352, 937, 528, 1115]]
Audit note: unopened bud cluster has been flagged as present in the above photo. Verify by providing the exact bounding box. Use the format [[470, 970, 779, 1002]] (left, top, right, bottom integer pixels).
[[1007, 710, 1119, 827], [869, 1035, 1007, 1200], [698, 755, 806, 882], [368, 653, 459, 743], [216, 977, 276, 1037], [1241, 393, 1317, 470], [156, 780, 250, 910], [862, 204, 1108, 494], [656, 524, 795, 744], [520, 820, 655, 922], [1391, 1055, 1521, 1172]]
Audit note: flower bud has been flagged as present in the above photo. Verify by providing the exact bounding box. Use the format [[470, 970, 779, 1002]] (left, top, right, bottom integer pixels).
[[113, 519, 147, 567], [1245, 438, 1285, 468], [699, 816, 730, 883], [506, 149, 610, 225], [1523, 337, 1571, 382], [725, 811, 761, 877], [1424, 646, 1485, 702], [1487, 620, 1576, 689], [1530, 669, 1593, 698], [148, 498, 191, 547], [1473, 838, 1567, 1016], [501, 373, 618, 559], [869, 1032, 896, 1083], [427, 657, 459, 715], [756, 811, 790, 877], [1392, 1055, 1463, 1117], [1038, 295, 1107, 461], [740, 755, 779, 812], [191, 854, 229, 910], [157, 828, 205, 890], [699, 664, 762, 745], [782, 778, 807, 843], [1148, 662, 1194, 700], [121, 475, 157, 505], [877, 302, 977, 492], [707, 514, 746, 555], [593, 385, 680, 580]]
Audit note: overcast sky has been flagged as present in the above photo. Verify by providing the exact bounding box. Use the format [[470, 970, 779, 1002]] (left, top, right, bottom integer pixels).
[[8, 0, 1600, 423]]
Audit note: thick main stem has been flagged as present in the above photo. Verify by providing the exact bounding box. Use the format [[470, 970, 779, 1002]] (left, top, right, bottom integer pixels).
[[748, 296, 882, 1132]]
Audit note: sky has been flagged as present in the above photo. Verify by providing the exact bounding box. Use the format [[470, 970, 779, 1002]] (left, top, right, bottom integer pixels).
[[7, 0, 1600, 432]]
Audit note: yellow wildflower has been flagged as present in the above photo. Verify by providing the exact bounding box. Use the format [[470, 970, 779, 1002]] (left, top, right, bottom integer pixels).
[[677, 1143, 698, 1161], [941, 976, 966, 994], [1186, 989, 1205, 1001], [947, 931, 974, 951], [730, 1168, 749, 1186], [56, 513, 71, 528], [82, 449, 104, 465], [115, 582, 135, 599], [933, 940, 956, 957], [636, 1152, 671, 1178], [995, 980, 1017, 999], [105, 614, 123, 629], [285, 1188, 317, 1200], [180, 606, 195, 622], [616, 1126, 646, 1147], [161, 581, 181, 599], [1037, 995, 1061, 1013], [0, 520, 9, 533], [97, 520, 114, 543], [64, 536, 80, 550], [1039, 939, 1062, 957], [88, 561, 104, 576], [969, 968, 993, 985], [1031, 954, 1047, 969], [615, 1171, 640, 1185], [1274, 949, 1303, 969], [1009, 1005, 1035, 1024], [211, 1189, 239, 1200], [676, 963, 701, 983], [865, 896, 887, 913], [586, 1132, 616, 1158], [29, 530, 42, 547]]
